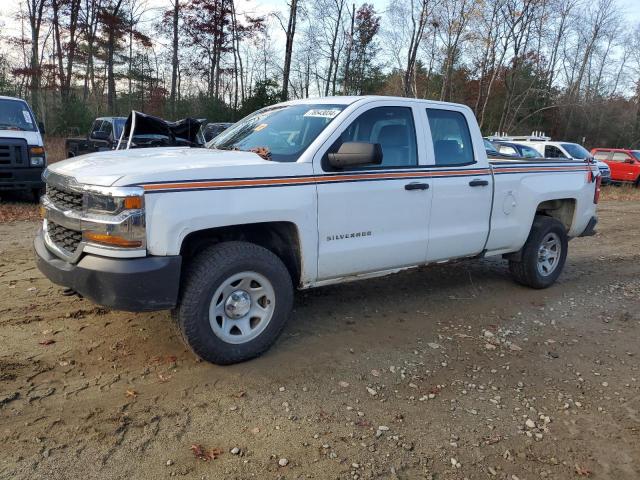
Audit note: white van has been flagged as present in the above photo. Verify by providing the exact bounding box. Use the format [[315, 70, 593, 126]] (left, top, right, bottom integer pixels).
[[0, 96, 47, 199]]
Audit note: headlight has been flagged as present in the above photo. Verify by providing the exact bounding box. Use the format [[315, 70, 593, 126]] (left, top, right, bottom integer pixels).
[[82, 190, 145, 249], [29, 146, 46, 167], [85, 192, 144, 214]]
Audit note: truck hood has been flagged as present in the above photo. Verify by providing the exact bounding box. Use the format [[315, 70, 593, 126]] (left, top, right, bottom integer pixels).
[[47, 147, 280, 187], [0, 130, 43, 146]]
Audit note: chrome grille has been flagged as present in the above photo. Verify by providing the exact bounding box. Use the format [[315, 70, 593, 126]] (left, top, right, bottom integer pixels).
[[47, 221, 82, 254], [47, 185, 83, 211]]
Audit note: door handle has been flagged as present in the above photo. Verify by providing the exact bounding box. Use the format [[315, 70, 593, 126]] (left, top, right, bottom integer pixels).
[[469, 179, 489, 187], [405, 182, 429, 191]]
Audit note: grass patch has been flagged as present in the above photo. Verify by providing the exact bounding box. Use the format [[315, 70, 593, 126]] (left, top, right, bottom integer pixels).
[[45, 136, 67, 164], [601, 184, 640, 202]]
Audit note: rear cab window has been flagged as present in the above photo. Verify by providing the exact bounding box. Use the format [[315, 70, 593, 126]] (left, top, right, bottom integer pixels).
[[545, 145, 567, 159], [426, 109, 475, 166], [593, 150, 611, 161]]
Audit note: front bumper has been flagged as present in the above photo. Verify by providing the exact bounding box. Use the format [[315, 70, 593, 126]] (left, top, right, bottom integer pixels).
[[35, 229, 181, 311], [0, 167, 45, 190], [600, 173, 611, 185]]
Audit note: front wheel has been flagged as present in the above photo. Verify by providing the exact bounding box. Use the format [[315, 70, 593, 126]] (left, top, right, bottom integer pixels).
[[509, 215, 568, 289], [175, 241, 293, 365]]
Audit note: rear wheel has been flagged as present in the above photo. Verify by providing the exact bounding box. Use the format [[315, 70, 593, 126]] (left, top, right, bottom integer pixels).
[[175, 241, 293, 365], [509, 216, 568, 289]]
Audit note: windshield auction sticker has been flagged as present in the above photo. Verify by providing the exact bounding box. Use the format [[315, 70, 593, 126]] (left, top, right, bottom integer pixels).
[[303, 109, 341, 119], [22, 111, 33, 123]]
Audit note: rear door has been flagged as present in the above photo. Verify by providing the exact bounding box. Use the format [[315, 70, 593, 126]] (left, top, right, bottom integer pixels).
[[315, 101, 432, 279], [422, 106, 493, 261]]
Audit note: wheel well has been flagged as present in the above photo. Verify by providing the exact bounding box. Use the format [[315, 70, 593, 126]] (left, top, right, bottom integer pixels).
[[535, 199, 576, 230], [180, 222, 302, 286]]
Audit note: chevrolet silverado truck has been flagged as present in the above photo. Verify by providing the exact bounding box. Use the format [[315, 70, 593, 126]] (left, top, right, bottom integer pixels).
[[0, 95, 47, 199], [35, 96, 600, 364]]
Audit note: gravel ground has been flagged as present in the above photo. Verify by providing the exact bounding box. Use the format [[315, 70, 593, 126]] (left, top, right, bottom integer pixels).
[[0, 200, 639, 480]]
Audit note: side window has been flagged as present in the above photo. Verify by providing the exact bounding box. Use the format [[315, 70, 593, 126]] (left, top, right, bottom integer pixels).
[[498, 145, 517, 156], [593, 150, 611, 161], [545, 145, 566, 158], [90, 121, 103, 138], [101, 121, 113, 136], [522, 146, 541, 158], [426, 109, 474, 166], [328, 106, 417, 169], [611, 152, 630, 162]]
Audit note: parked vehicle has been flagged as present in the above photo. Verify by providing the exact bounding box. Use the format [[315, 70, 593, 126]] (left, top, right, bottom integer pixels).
[[202, 122, 233, 143], [591, 148, 640, 186], [115, 111, 207, 150], [483, 138, 515, 158], [35, 96, 601, 364], [66, 112, 207, 157], [0, 95, 47, 199], [66, 117, 126, 157], [491, 135, 611, 185], [492, 141, 543, 159]]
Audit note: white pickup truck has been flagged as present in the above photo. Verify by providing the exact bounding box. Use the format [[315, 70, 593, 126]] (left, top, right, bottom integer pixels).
[[35, 96, 600, 364]]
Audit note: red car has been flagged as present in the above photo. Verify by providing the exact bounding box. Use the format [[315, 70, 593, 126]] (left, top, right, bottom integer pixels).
[[591, 148, 640, 186]]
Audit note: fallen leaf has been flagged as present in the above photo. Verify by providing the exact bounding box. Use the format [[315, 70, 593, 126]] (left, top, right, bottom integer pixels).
[[39, 339, 56, 346], [125, 389, 138, 398], [575, 465, 592, 476], [191, 444, 223, 461]]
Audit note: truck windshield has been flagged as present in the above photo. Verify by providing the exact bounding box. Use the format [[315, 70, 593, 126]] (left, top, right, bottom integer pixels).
[[561, 143, 590, 160], [209, 104, 346, 162], [0, 99, 37, 132]]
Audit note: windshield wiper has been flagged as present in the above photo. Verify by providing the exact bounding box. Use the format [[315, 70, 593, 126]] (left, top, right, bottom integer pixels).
[[0, 123, 23, 130]]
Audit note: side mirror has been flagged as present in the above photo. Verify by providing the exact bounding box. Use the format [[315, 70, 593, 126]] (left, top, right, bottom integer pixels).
[[38, 121, 45, 135], [328, 142, 383, 169], [625, 158, 634, 164], [91, 131, 110, 141]]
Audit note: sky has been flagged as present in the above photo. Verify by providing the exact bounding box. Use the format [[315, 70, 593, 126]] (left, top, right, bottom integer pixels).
[[0, 0, 638, 60]]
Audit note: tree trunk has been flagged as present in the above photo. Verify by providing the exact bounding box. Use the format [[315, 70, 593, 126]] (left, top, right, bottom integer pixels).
[[281, 0, 298, 100], [170, 0, 179, 116]]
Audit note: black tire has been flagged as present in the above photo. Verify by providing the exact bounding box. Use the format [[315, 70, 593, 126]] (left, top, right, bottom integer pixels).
[[508, 215, 568, 289], [175, 241, 293, 365]]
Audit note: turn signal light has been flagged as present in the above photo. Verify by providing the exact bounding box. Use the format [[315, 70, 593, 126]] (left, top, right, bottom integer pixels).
[[123, 196, 143, 210], [83, 231, 142, 248], [30, 146, 45, 155], [593, 175, 602, 204]]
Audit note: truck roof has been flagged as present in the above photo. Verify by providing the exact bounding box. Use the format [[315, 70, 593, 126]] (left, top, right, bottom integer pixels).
[[0, 95, 28, 103], [281, 95, 471, 111]]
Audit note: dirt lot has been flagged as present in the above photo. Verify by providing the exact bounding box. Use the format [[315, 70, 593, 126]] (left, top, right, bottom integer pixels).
[[1, 197, 639, 480]]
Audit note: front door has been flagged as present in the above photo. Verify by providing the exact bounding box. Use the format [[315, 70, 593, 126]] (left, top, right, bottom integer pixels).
[[611, 151, 637, 182], [423, 107, 493, 261], [315, 103, 432, 280]]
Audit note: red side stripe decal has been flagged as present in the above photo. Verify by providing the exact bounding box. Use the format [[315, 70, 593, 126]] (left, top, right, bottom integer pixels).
[[141, 166, 589, 191]]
